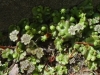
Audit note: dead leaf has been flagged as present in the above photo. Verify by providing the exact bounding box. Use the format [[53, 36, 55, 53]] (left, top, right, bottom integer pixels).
[[9, 64, 19, 75]]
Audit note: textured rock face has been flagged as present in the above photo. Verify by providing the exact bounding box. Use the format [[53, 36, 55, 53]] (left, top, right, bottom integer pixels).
[[0, 0, 100, 31]]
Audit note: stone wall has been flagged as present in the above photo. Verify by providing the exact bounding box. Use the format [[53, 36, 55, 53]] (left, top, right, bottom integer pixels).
[[0, 0, 100, 31]]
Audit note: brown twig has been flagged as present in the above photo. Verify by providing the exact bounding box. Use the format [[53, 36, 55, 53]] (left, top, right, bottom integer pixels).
[[75, 42, 94, 46], [0, 46, 15, 49]]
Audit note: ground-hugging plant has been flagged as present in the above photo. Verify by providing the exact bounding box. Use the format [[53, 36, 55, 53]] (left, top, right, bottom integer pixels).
[[0, 0, 100, 75]]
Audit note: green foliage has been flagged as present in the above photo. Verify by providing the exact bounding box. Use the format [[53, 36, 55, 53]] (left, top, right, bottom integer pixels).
[[1, 0, 100, 74], [56, 53, 69, 65], [2, 48, 13, 61]]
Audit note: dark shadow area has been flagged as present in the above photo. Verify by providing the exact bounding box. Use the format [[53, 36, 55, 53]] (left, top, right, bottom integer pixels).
[[0, 0, 100, 31]]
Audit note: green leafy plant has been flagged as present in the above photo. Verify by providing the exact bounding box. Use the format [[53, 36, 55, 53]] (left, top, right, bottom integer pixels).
[[0, 0, 100, 75]]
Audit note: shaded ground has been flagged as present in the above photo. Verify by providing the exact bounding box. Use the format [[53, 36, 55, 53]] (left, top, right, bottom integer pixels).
[[0, 0, 100, 31]]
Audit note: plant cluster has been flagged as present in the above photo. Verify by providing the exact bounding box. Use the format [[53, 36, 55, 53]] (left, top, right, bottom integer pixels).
[[0, 0, 100, 75]]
